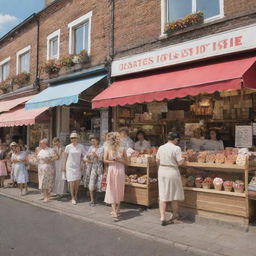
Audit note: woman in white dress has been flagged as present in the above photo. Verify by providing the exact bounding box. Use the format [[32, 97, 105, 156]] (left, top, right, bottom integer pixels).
[[134, 130, 151, 152], [11, 145, 29, 196], [52, 137, 67, 197], [64, 132, 86, 205], [156, 132, 185, 226], [37, 139, 55, 202]]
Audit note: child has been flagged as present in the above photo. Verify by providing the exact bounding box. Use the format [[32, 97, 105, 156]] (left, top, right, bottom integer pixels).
[[0, 143, 8, 187]]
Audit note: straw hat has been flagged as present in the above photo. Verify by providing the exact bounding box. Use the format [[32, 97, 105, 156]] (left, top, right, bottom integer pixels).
[[70, 132, 79, 139], [10, 142, 17, 147]]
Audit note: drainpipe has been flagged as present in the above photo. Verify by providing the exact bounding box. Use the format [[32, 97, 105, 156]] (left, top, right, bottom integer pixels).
[[33, 15, 40, 90]]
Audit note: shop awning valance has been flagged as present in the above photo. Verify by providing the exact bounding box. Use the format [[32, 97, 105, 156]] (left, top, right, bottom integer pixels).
[[0, 106, 48, 127], [92, 56, 256, 108], [25, 74, 106, 110], [0, 95, 33, 113]]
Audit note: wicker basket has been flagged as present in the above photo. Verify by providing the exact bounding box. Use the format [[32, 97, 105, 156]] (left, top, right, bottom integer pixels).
[[224, 185, 233, 192], [195, 182, 202, 188], [214, 183, 223, 191], [233, 187, 244, 193], [202, 183, 211, 189]]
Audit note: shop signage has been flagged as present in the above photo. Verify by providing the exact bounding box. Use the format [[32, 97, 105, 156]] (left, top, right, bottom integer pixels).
[[235, 125, 253, 148], [112, 24, 256, 77]]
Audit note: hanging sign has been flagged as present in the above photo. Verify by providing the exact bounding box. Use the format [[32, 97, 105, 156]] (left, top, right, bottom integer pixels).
[[112, 23, 256, 77], [235, 125, 253, 148]]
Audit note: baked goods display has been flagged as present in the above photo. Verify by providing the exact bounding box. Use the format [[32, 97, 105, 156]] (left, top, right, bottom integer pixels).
[[184, 148, 249, 166], [223, 181, 233, 192], [125, 174, 157, 185], [195, 177, 203, 188]]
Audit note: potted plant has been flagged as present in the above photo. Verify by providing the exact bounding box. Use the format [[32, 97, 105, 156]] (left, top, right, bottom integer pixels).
[[43, 59, 61, 78], [164, 11, 204, 35], [60, 55, 75, 69], [0, 79, 11, 94], [12, 72, 30, 88], [77, 49, 89, 64]]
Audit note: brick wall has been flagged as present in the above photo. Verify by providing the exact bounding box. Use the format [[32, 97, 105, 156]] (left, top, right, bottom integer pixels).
[[0, 20, 38, 85], [114, 0, 256, 58], [38, 0, 111, 80]]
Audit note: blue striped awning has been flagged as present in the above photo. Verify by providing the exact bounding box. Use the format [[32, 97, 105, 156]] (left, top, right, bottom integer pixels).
[[25, 74, 106, 110]]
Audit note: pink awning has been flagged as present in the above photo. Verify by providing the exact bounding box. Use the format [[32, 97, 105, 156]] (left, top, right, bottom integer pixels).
[[92, 56, 256, 108], [0, 106, 49, 127], [0, 95, 33, 113]]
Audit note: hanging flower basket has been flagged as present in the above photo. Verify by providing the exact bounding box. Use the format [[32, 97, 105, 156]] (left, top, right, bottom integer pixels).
[[12, 72, 30, 87], [43, 59, 61, 77], [164, 11, 204, 35]]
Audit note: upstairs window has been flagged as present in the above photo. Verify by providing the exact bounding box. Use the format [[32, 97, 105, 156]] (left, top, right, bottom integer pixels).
[[0, 59, 10, 82], [166, 0, 223, 22], [68, 11, 92, 55], [47, 29, 60, 60], [73, 22, 89, 54], [16, 46, 31, 74], [19, 51, 30, 73]]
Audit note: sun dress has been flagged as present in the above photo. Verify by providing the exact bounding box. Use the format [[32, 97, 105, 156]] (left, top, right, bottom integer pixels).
[[52, 146, 67, 195], [156, 142, 184, 202], [65, 143, 86, 182], [104, 147, 125, 204], [0, 150, 7, 177], [83, 145, 104, 192], [11, 152, 29, 184], [37, 148, 55, 190]]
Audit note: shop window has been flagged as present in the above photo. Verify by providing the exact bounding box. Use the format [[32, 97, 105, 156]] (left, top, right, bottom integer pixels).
[[162, 0, 224, 33], [0, 58, 10, 82], [47, 29, 60, 60], [68, 11, 92, 55], [16, 46, 31, 74]]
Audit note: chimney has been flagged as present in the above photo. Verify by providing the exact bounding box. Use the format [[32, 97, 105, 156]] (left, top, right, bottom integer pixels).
[[45, 0, 55, 6]]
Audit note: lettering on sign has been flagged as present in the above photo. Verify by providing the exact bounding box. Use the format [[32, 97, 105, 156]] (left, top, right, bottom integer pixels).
[[112, 24, 256, 77]]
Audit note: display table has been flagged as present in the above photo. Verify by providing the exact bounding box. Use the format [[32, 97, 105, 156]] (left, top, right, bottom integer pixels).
[[181, 162, 255, 225], [124, 162, 158, 207]]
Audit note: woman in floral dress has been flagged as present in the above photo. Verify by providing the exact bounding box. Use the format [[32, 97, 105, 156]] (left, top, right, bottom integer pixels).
[[11, 145, 29, 196], [83, 136, 104, 206], [37, 139, 55, 202], [104, 132, 128, 221], [0, 143, 8, 188]]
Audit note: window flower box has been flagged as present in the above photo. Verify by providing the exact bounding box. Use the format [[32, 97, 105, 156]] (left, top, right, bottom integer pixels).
[[164, 11, 204, 35], [12, 72, 30, 88], [43, 59, 61, 78]]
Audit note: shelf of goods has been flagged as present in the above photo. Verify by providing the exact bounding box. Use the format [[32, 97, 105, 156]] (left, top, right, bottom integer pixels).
[[124, 161, 158, 207], [180, 161, 255, 225], [27, 164, 38, 184]]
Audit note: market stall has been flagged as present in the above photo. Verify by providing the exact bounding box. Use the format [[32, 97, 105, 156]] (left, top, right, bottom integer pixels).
[[92, 54, 256, 224]]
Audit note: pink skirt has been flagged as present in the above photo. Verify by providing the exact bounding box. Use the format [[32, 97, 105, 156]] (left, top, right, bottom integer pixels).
[[0, 161, 7, 176], [104, 163, 125, 204]]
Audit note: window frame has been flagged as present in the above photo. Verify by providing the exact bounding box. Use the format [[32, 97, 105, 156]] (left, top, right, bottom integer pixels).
[[47, 29, 60, 60], [68, 11, 92, 55], [0, 57, 10, 82], [16, 45, 31, 74], [161, 0, 224, 35]]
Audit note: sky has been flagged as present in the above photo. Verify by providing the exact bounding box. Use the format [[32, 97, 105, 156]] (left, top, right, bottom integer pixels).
[[0, 0, 44, 38]]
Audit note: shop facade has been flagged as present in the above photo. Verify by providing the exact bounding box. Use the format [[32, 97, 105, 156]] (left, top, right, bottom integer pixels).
[[92, 23, 256, 225]]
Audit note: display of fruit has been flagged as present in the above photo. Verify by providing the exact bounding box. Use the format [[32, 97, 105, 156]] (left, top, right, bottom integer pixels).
[[195, 177, 203, 188], [223, 181, 233, 192], [233, 180, 245, 193], [213, 177, 223, 191], [187, 176, 195, 187]]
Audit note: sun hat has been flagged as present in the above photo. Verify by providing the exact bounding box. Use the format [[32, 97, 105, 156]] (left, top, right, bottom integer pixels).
[[70, 132, 79, 139], [10, 142, 17, 147]]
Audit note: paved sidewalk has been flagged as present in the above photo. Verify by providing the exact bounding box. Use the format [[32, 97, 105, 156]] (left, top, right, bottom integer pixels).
[[1, 183, 255, 256]]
